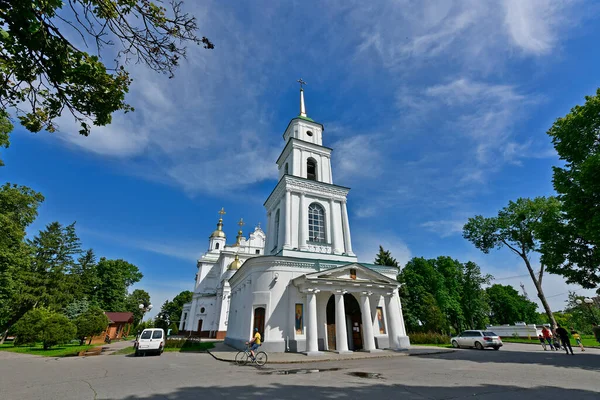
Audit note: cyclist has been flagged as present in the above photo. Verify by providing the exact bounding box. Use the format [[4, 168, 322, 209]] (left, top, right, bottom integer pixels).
[[246, 328, 261, 360]]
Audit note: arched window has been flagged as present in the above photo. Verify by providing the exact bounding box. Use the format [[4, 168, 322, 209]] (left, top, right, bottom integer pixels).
[[307, 158, 317, 181], [284, 163, 289, 175], [308, 203, 325, 243], [273, 209, 280, 249], [215, 242, 220, 249]]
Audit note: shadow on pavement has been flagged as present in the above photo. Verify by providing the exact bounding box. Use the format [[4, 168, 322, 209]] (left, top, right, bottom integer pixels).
[[117, 383, 599, 399], [418, 346, 600, 372]]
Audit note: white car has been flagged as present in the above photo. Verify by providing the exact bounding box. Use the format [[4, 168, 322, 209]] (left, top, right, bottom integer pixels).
[[451, 330, 503, 350], [134, 328, 165, 356]]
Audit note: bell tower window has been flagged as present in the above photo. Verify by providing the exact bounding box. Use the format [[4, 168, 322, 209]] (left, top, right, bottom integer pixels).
[[273, 209, 280, 250], [215, 243, 220, 250], [308, 203, 325, 243], [307, 158, 317, 181], [284, 163, 289, 175]]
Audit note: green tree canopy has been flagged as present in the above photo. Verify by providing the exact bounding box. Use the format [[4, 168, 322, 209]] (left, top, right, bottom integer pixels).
[[74, 307, 109, 345], [154, 290, 192, 331], [0, 0, 213, 141], [374, 245, 399, 267], [463, 197, 561, 327], [545, 89, 600, 287], [0, 184, 44, 340], [485, 284, 539, 326], [13, 308, 76, 349], [94, 258, 143, 311], [126, 289, 151, 327]]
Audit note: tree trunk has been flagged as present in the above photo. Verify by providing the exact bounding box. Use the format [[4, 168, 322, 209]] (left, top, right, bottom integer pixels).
[[522, 256, 557, 328], [0, 329, 8, 345]]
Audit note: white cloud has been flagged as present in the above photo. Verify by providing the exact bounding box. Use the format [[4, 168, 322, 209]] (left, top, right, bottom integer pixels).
[[353, 231, 411, 267], [420, 219, 466, 238]]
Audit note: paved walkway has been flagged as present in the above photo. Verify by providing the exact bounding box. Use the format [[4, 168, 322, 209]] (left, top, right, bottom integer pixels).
[[207, 342, 454, 363]]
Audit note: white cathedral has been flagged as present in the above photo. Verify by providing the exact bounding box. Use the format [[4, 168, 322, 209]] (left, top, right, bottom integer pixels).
[[179, 87, 409, 353]]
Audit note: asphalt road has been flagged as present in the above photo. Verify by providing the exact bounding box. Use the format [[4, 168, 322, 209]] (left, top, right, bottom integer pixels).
[[1, 343, 599, 399]]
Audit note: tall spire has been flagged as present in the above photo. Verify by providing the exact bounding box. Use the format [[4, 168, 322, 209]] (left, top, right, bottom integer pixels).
[[210, 207, 226, 238], [297, 78, 307, 117]]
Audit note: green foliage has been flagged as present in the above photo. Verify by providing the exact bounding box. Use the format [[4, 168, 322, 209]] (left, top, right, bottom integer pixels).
[[0, 1, 212, 138], [374, 246, 399, 267], [74, 307, 108, 345], [0, 183, 44, 333], [545, 89, 600, 287], [562, 292, 600, 333], [135, 319, 155, 333], [407, 332, 449, 345], [398, 256, 490, 334], [13, 308, 76, 349], [0, 110, 13, 166], [154, 290, 192, 330], [485, 284, 539, 325], [63, 298, 90, 320], [126, 289, 151, 326], [463, 197, 562, 326], [94, 258, 143, 311]]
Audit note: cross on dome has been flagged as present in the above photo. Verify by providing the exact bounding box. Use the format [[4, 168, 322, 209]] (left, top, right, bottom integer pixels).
[[297, 78, 307, 117]]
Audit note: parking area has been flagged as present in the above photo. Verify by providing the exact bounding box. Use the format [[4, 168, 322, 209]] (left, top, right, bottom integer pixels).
[[1, 343, 599, 399]]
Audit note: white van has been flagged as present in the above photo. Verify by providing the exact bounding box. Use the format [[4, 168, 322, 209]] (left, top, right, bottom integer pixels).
[[135, 328, 165, 356]]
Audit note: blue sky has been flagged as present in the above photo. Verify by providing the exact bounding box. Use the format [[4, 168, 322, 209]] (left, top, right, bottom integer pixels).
[[3, 0, 600, 319]]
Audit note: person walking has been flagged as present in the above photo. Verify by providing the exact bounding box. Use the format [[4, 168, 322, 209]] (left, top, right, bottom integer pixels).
[[570, 327, 585, 352], [555, 324, 574, 355], [541, 326, 555, 350]]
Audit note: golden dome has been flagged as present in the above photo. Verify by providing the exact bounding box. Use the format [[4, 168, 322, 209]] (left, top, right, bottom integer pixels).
[[228, 254, 242, 270], [210, 218, 226, 238]]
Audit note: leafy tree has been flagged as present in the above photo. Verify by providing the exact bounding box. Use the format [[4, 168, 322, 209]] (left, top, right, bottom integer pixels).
[[0, 0, 213, 141], [13, 308, 76, 349], [94, 258, 143, 311], [420, 293, 447, 333], [70, 249, 100, 301], [460, 261, 491, 330], [485, 284, 539, 325], [63, 298, 90, 320], [156, 290, 192, 328], [463, 197, 561, 327], [0, 183, 44, 343], [74, 307, 109, 345], [0, 110, 13, 166], [374, 245, 399, 267], [25, 222, 82, 310], [126, 289, 151, 326], [545, 89, 600, 287]]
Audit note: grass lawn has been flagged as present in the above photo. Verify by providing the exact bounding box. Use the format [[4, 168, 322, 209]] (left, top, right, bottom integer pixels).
[[502, 335, 599, 348], [0, 342, 97, 357], [112, 341, 215, 356]]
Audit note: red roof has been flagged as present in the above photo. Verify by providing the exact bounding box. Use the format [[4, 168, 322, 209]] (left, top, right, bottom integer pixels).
[[105, 312, 134, 324]]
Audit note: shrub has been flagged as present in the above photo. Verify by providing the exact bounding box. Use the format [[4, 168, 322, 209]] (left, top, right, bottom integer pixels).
[[13, 308, 77, 349], [75, 307, 109, 345], [408, 331, 449, 345]]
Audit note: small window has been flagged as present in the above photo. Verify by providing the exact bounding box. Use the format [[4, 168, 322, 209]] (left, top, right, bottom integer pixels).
[[350, 269, 356, 280], [483, 331, 497, 336], [274, 209, 280, 248], [215, 242, 220, 249], [200, 307, 205, 313], [306, 131, 313, 137], [152, 330, 163, 339], [308, 203, 325, 242], [141, 330, 152, 339], [183, 313, 187, 322], [307, 158, 317, 181], [284, 163, 289, 175], [255, 249, 260, 254]]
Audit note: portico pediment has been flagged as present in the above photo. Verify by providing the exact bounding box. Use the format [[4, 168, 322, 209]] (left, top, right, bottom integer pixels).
[[293, 263, 399, 293]]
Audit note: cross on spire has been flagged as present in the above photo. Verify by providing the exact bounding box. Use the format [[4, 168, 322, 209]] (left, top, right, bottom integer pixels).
[[237, 218, 245, 228], [297, 79, 307, 117], [218, 207, 226, 218], [297, 78, 307, 89]]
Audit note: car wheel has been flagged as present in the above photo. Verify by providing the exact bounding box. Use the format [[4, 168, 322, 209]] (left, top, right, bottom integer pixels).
[[451, 340, 460, 348], [475, 341, 484, 350], [493, 346, 500, 351]]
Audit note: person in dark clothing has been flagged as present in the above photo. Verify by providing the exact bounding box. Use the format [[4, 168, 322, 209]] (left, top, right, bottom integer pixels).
[[555, 324, 573, 355]]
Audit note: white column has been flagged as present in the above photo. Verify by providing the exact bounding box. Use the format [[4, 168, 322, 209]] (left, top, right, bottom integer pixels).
[[299, 192, 308, 250], [385, 290, 405, 350], [329, 199, 342, 254], [341, 200, 355, 256], [284, 190, 291, 249], [360, 292, 377, 352], [334, 293, 350, 353], [305, 290, 320, 355]]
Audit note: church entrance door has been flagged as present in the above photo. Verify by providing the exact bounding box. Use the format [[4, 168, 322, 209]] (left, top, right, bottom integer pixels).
[[197, 319, 203, 333], [253, 307, 265, 337], [326, 294, 363, 351]]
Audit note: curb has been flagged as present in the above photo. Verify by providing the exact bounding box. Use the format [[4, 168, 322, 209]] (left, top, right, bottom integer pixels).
[[206, 347, 454, 364]]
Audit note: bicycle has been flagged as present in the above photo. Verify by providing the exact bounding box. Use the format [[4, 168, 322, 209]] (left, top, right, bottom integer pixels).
[[235, 344, 268, 367]]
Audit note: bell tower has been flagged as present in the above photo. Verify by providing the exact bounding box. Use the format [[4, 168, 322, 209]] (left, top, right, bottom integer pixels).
[[264, 80, 356, 262]]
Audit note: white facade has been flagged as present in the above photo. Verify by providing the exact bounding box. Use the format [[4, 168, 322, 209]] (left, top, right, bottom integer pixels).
[[181, 87, 410, 352], [179, 218, 265, 339]]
